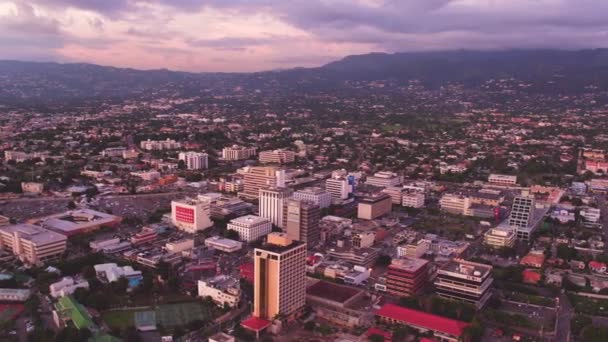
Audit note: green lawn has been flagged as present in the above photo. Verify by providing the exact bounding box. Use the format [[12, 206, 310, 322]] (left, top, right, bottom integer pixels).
[[101, 310, 137, 330]]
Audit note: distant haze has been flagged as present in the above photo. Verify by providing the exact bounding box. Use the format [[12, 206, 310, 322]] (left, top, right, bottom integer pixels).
[[1, 0, 607, 72]]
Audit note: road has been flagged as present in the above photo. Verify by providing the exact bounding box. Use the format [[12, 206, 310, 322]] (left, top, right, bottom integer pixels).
[[554, 293, 574, 342]]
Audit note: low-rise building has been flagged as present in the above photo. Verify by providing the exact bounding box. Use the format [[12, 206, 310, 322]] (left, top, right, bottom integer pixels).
[[402, 192, 425, 208], [94, 263, 143, 288], [227, 215, 272, 242], [49, 277, 89, 298], [198, 275, 241, 308], [0, 224, 67, 265], [165, 239, 194, 254], [37, 209, 121, 236], [483, 227, 516, 248], [434, 259, 493, 309], [488, 174, 517, 186], [204, 237, 243, 253], [357, 193, 392, 220], [0, 288, 31, 302]]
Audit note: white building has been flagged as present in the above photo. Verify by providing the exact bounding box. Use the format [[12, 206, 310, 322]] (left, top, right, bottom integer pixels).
[[94, 263, 143, 286], [171, 198, 213, 233], [0, 224, 67, 265], [259, 187, 293, 228], [101, 147, 127, 157], [292, 187, 332, 209], [397, 239, 430, 258], [488, 174, 517, 186], [325, 171, 355, 203], [227, 215, 272, 242], [366, 171, 401, 188], [178, 152, 208, 170], [483, 227, 516, 248], [130, 171, 161, 181], [581, 207, 601, 228], [204, 237, 243, 253], [198, 275, 241, 308], [49, 277, 89, 298], [222, 145, 257, 161], [140, 139, 181, 150], [259, 149, 296, 164], [165, 239, 194, 253], [0, 288, 31, 302], [402, 192, 425, 208], [439, 193, 470, 215]]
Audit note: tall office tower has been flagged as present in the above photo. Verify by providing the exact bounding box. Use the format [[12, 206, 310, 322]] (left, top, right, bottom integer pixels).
[[509, 195, 535, 240], [283, 199, 320, 246], [434, 259, 493, 309], [253, 233, 306, 320], [222, 145, 257, 161], [259, 187, 293, 228], [171, 197, 213, 233], [292, 187, 332, 209], [178, 152, 209, 170], [240, 166, 286, 200], [259, 150, 296, 164]]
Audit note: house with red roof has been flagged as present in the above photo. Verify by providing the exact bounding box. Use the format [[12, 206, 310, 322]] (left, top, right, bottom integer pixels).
[[519, 253, 545, 268], [589, 261, 607, 274], [522, 269, 542, 285], [365, 327, 392, 341], [375, 304, 470, 342]]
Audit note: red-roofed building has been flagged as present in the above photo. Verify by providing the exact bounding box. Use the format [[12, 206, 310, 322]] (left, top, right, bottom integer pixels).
[[241, 317, 271, 339], [365, 327, 392, 341], [519, 253, 545, 268], [375, 304, 470, 342], [522, 269, 542, 285], [589, 261, 607, 274]]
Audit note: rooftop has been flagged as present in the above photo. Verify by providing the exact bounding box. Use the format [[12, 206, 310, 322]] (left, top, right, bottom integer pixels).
[[376, 304, 470, 337], [0, 224, 67, 245], [230, 215, 269, 225], [389, 257, 429, 273], [257, 233, 305, 254], [439, 258, 492, 277], [306, 280, 362, 304]]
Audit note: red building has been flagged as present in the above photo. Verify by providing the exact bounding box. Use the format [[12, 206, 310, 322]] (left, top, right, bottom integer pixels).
[[376, 304, 470, 342], [386, 257, 429, 297], [131, 227, 157, 245]]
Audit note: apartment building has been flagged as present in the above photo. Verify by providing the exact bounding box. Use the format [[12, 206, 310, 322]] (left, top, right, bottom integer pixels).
[[259, 149, 296, 164], [178, 151, 209, 170], [222, 145, 257, 161]]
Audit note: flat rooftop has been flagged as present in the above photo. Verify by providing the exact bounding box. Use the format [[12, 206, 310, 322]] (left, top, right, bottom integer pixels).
[[40, 209, 119, 234], [440, 258, 492, 277], [307, 280, 362, 304], [230, 215, 269, 225], [389, 257, 429, 272], [0, 224, 67, 245]]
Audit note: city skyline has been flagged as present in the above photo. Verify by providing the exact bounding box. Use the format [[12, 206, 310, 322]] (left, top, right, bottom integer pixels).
[[1, 0, 608, 72]]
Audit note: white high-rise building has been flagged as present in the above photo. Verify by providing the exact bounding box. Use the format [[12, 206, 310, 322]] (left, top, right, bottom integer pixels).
[[227, 215, 272, 242], [178, 152, 208, 170], [222, 145, 257, 161], [259, 187, 293, 228], [292, 187, 332, 209], [171, 197, 213, 233]]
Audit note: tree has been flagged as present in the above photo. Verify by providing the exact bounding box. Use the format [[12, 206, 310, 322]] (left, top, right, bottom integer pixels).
[[304, 321, 315, 331], [224, 229, 240, 240], [375, 254, 392, 267], [368, 334, 385, 342], [557, 243, 577, 261], [67, 201, 77, 210]]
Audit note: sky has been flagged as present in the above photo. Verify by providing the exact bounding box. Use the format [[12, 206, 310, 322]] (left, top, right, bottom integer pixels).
[[0, 0, 607, 72]]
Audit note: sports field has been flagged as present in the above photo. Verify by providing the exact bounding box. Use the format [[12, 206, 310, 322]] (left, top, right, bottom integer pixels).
[[156, 302, 211, 327], [0, 304, 24, 323]]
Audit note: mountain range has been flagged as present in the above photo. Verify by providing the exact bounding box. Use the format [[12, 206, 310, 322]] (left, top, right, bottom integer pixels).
[[2, 49, 608, 103]]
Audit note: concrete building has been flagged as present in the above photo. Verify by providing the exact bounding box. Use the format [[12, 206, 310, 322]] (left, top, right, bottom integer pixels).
[[306, 280, 373, 328], [37, 209, 121, 236], [171, 197, 213, 233], [209, 332, 236, 342], [439, 193, 469, 215], [352, 231, 375, 249], [259, 149, 296, 164], [140, 138, 181, 150], [198, 275, 241, 308], [49, 277, 89, 298], [227, 215, 272, 242], [259, 187, 293, 228], [197, 193, 253, 220], [483, 227, 516, 248], [222, 145, 257, 161], [165, 239, 194, 254], [386, 257, 430, 297], [0, 288, 31, 302], [253, 233, 307, 320], [178, 152, 209, 170], [382, 186, 405, 205], [21, 182, 44, 194], [239, 166, 286, 200], [434, 259, 493, 309], [0, 224, 67, 265], [357, 194, 392, 220], [397, 239, 430, 259], [292, 187, 332, 209], [204, 237, 243, 253], [325, 171, 355, 203], [101, 147, 127, 157], [283, 199, 320, 246], [488, 174, 518, 186], [366, 172, 401, 188], [94, 263, 143, 288], [509, 195, 536, 240], [580, 207, 601, 228], [402, 192, 425, 208]]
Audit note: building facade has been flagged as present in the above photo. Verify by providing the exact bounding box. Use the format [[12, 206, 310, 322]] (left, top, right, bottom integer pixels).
[[259, 150, 296, 164], [357, 194, 392, 220], [171, 198, 213, 233], [227, 215, 272, 242], [253, 233, 307, 320], [0, 224, 67, 265], [240, 166, 286, 200], [259, 187, 293, 228], [292, 187, 332, 209], [386, 258, 430, 297], [434, 259, 493, 309], [178, 151, 209, 170]]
